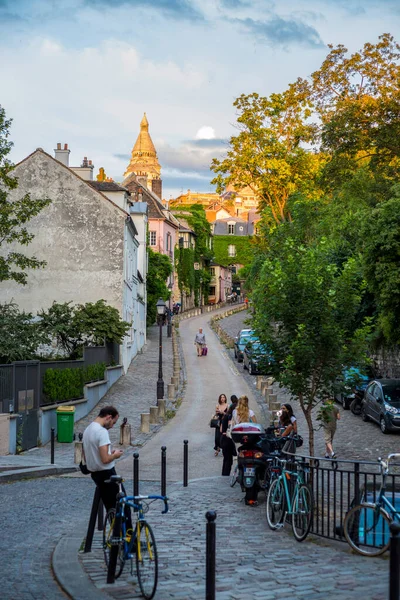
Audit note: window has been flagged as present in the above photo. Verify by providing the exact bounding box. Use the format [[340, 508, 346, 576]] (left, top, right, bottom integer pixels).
[[228, 245, 236, 257], [166, 232, 171, 251], [150, 231, 157, 246], [209, 286, 216, 296], [210, 267, 215, 276], [228, 223, 235, 235]]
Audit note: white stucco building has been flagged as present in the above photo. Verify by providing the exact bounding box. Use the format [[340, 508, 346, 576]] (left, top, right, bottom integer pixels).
[[0, 146, 144, 372]]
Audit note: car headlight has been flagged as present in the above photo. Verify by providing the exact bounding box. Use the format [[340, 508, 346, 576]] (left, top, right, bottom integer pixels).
[[384, 403, 398, 415]]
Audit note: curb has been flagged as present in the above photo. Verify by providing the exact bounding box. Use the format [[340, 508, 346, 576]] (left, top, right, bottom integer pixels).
[[52, 535, 112, 600], [0, 465, 79, 483]]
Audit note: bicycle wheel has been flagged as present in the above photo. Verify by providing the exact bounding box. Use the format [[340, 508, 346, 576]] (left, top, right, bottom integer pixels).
[[266, 478, 285, 530], [292, 484, 313, 542], [103, 508, 125, 578], [136, 520, 158, 600], [343, 503, 392, 557], [230, 464, 238, 487]]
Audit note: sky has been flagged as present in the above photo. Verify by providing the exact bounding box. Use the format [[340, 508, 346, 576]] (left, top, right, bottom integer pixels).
[[0, 0, 399, 199]]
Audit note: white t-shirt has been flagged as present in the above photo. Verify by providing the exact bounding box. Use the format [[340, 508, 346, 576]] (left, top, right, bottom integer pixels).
[[83, 422, 115, 472], [232, 408, 255, 425]]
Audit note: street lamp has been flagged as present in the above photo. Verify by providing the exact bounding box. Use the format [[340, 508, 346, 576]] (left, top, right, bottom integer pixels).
[[199, 276, 203, 308], [156, 298, 166, 401], [167, 283, 173, 338]]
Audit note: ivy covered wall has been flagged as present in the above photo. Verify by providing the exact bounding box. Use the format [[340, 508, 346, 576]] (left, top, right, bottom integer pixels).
[[213, 235, 254, 267]]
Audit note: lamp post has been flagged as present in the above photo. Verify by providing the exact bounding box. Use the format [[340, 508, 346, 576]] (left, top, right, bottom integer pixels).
[[199, 276, 203, 308], [156, 298, 166, 402], [167, 283, 173, 338]]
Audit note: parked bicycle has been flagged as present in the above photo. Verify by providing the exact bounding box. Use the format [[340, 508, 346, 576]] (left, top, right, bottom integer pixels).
[[103, 475, 169, 599], [266, 457, 313, 542], [343, 453, 400, 556]]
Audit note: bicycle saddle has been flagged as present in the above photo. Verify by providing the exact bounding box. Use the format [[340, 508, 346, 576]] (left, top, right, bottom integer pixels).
[[105, 475, 123, 484]]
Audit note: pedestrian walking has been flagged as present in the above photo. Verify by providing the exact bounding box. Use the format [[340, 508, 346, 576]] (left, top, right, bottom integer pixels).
[[220, 404, 237, 476], [321, 401, 340, 459], [214, 394, 228, 456], [82, 406, 124, 512], [194, 327, 206, 357]]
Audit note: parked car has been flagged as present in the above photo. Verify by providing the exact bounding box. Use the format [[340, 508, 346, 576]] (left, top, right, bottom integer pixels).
[[243, 340, 274, 375], [335, 367, 371, 410], [361, 379, 400, 434], [234, 329, 255, 362]]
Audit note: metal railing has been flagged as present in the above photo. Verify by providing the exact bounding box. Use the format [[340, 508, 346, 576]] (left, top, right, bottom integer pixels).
[[289, 454, 400, 542]]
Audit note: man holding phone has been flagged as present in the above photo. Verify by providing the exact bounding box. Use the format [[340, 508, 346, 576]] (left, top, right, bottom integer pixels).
[[83, 405, 124, 512]]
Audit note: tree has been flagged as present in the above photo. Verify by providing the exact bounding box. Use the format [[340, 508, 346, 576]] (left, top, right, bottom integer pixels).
[[0, 302, 46, 363], [38, 300, 130, 359], [211, 87, 323, 224], [252, 215, 370, 456], [306, 34, 400, 187], [147, 248, 172, 326], [0, 105, 51, 284]]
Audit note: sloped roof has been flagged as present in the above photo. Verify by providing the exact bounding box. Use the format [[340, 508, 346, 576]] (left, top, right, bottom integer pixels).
[[123, 174, 179, 228], [15, 148, 129, 217], [89, 181, 129, 193]]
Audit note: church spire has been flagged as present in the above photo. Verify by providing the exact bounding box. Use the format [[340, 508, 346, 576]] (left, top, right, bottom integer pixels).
[[123, 113, 161, 183]]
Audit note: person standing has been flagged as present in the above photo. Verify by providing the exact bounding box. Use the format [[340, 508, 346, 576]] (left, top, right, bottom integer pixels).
[[83, 405, 124, 512], [194, 327, 206, 357], [220, 404, 237, 476], [214, 394, 228, 456], [231, 395, 257, 426], [321, 401, 340, 459]]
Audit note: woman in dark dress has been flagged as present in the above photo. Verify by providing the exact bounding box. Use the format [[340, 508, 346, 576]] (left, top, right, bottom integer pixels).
[[220, 403, 238, 476], [214, 394, 228, 456]]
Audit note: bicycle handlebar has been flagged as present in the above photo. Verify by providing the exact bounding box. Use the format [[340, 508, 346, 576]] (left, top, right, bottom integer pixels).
[[123, 494, 169, 514], [378, 453, 400, 473]]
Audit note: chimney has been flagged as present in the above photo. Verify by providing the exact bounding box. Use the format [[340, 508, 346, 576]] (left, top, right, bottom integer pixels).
[[137, 174, 148, 189], [70, 156, 95, 181], [54, 142, 70, 166], [152, 178, 162, 199]]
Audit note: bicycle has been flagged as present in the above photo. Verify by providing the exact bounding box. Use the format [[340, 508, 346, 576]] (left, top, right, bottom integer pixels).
[[343, 453, 400, 557], [103, 475, 169, 599], [266, 457, 313, 542]]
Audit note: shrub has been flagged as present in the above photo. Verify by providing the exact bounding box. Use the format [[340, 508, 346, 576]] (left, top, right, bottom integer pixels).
[[43, 362, 106, 403]]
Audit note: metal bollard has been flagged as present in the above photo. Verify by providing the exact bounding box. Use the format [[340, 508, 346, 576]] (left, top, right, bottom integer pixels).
[[161, 446, 167, 497], [205, 511, 216, 600], [84, 486, 101, 552], [51, 427, 55, 464], [133, 452, 139, 507], [389, 522, 400, 600], [97, 499, 104, 531], [183, 440, 188, 487]]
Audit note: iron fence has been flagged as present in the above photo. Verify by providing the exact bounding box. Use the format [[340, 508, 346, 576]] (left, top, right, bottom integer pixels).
[[0, 364, 14, 412], [289, 455, 400, 543]]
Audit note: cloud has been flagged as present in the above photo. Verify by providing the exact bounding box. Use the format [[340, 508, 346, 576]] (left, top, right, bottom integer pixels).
[[220, 0, 250, 7], [232, 15, 324, 48], [83, 0, 204, 21], [195, 126, 216, 140]]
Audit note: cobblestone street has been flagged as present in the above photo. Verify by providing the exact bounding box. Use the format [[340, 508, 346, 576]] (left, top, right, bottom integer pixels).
[[1, 307, 395, 600], [220, 310, 400, 461]]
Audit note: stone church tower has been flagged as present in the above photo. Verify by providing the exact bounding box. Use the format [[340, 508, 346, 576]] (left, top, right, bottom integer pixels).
[[123, 113, 162, 199]]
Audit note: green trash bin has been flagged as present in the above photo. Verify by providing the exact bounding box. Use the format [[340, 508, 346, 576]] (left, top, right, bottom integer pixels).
[[56, 405, 75, 442]]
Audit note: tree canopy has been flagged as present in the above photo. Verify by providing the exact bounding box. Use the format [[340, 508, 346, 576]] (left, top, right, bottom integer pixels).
[[0, 105, 51, 284]]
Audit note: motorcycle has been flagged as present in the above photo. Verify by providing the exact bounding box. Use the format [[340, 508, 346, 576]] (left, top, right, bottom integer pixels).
[[350, 387, 366, 415], [231, 423, 282, 505]]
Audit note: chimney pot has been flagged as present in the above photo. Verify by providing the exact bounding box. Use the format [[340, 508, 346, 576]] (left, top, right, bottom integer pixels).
[[88, 160, 92, 166], [57, 143, 61, 150], [64, 143, 68, 150]]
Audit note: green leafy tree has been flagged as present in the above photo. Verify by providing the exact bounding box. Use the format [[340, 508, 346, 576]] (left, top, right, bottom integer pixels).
[[211, 88, 323, 224], [0, 302, 46, 363], [252, 229, 370, 456], [38, 300, 130, 358], [0, 105, 51, 284], [147, 248, 172, 326]]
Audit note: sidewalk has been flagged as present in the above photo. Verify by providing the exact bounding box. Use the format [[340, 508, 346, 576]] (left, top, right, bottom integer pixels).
[[0, 323, 176, 481]]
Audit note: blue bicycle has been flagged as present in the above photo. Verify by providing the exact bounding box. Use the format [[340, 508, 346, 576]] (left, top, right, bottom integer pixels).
[[103, 475, 168, 599], [343, 453, 400, 556]]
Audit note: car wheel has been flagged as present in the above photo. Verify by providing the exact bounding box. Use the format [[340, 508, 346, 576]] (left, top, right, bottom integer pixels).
[[249, 363, 253, 375], [361, 406, 370, 422], [380, 417, 389, 434], [234, 350, 237, 358]]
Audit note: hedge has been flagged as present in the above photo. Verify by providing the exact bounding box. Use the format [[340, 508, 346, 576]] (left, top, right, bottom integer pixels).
[[43, 362, 106, 403]]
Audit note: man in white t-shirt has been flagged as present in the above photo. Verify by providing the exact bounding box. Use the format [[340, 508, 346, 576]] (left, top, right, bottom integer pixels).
[[83, 405, 124, 512]]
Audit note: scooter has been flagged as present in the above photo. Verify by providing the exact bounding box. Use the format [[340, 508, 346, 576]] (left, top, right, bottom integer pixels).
[[232, 423, 279, 505]]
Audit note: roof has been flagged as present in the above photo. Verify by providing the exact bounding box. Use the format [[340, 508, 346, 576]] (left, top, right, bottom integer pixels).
[[123, 174, 179, 228], [132, 113, 157, 156], [88, 181, 129, 193], [15, 148, 129, 218]]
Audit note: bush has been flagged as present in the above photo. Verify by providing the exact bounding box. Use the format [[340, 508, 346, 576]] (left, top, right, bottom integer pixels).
[[43, 362, 106, 403]]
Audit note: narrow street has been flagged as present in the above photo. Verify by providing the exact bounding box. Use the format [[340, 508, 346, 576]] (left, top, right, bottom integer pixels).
[[0, 309, 390, 600]]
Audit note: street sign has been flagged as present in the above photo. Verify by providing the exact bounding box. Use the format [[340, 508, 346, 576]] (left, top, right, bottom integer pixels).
[[194, 262, 200, 270]]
